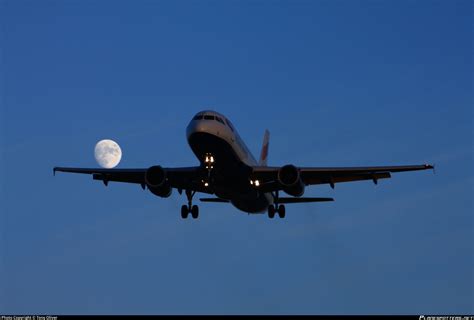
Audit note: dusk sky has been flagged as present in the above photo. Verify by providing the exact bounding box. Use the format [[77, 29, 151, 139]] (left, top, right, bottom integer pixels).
[[1, 0, 472, 314]]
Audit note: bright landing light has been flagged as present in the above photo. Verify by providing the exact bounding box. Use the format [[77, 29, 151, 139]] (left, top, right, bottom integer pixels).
[[250, 180, 260, 186], [205, 154, 215, 163]]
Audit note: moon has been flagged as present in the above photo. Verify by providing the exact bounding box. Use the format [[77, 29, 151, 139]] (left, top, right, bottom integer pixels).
[[94, 139, 122, 168]]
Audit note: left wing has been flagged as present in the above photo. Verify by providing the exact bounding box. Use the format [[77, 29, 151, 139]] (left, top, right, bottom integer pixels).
[[53, 166, 210, 193], [251, 164, 434, 191]]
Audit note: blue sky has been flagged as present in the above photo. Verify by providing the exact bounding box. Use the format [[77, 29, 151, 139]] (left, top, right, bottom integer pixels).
[[1, 0, 472, 314]]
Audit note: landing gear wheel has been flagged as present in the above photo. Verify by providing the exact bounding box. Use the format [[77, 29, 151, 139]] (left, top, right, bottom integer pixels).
[[181, 189, 197, 220], [268, 205, 276, 219], [191, 205, 199, 219], [278, 204, 286, 218], [181, 205, 189, 219]]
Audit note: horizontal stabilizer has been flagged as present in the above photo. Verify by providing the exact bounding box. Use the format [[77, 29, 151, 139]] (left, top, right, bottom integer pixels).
[[279, 197, 334, 203], [200, 197, 333, 204], [200, 198, 230, 203]]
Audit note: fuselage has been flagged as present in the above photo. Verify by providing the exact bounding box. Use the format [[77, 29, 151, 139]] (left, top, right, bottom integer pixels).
[[186, 110, 273, 213]]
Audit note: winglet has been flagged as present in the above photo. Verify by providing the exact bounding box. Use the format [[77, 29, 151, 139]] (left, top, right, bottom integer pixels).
[[53, 167, 57, 176], [423, 163, 435, 174]]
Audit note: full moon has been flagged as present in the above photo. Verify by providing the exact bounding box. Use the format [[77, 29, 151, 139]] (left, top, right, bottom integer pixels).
[[94, 139, 122, 168]]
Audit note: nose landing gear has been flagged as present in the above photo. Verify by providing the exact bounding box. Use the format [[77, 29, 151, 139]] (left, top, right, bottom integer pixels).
[[180, 154, 215, 220], [204, 152, 215, 183], [181, 189, 199, 219]]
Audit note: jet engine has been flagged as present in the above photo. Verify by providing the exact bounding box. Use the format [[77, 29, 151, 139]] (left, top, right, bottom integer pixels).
[[145, 165, 172, 198], [278, 164, 305, 197]]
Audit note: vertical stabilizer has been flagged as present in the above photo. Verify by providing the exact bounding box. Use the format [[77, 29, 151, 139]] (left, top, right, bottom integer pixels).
[[259, 129, 270, 166]]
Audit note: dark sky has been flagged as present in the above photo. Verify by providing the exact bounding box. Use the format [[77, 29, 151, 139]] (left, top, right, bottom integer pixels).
[[1, 0, 472, 314]]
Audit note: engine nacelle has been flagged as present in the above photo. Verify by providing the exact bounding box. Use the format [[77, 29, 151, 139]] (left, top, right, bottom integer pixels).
[[145, 166, 172, 198], [145, 165, 167, 187], [278, 164, 305, 197], [148, 184, 172, 198]]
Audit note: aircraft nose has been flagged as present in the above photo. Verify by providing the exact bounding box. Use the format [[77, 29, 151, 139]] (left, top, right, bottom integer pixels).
[[186, 120, 207, 139]]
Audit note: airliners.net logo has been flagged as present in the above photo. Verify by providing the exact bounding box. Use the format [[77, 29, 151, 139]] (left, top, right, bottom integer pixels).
[[420, 316, 473, 320]]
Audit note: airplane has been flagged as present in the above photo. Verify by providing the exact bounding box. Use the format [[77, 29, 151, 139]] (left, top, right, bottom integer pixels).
[[54, 110, 434, 219]]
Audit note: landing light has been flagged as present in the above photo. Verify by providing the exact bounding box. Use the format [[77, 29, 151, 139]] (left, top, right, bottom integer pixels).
[[205, 154, 215, 165], [250, 180, 260, 187]]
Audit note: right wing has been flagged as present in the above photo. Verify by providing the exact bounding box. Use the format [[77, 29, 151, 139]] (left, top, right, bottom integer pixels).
[[53, 166, 211, 193]]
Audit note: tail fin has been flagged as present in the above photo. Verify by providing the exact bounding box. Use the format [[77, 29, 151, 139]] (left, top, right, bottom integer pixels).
[[259, 129, 270, 166]]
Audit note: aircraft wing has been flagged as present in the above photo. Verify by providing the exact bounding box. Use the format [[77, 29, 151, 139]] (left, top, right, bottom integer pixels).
[[53, 166, 211, 193], [252, 164, 434, 191]]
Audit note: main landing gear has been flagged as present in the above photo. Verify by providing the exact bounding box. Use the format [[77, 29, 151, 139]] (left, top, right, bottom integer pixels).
[[268, 204, 285, 219], [181, 190, 199, 219], [268, 191, 285, 219]]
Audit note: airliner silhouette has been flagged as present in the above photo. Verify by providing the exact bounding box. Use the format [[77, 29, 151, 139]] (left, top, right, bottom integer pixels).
[[54, 110, 433, 219]]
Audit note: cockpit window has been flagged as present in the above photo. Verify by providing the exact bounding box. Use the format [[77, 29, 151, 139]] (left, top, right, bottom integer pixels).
[[194, 114, 226, 124], [225, 119, 234, 132]]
